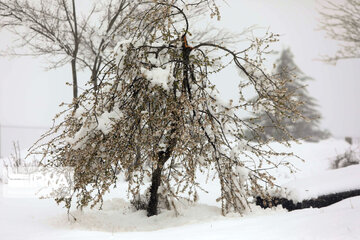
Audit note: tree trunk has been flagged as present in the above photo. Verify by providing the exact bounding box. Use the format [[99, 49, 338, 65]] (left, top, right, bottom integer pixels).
[[147, 165, 163, 216], [90, 50, 101, 93], [147, 145, 175, 216], [71, 0, 79, 104], [71, 58, 78, 100]]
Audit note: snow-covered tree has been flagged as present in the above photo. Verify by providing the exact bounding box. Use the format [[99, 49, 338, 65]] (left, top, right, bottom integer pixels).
[[32, 1, 302, 217], [246, 48, 330, 142]]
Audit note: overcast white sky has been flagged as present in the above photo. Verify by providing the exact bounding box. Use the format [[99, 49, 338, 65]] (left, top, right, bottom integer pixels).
[[0, 0, 359, 156]]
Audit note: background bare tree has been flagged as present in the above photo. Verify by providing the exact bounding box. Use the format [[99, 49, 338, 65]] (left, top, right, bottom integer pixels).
[[319, 0, 360, 63], [0, 0, 137, 101]]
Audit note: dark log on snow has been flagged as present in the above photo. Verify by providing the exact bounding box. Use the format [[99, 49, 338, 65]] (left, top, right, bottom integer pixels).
[[256, 189, 360, 211]]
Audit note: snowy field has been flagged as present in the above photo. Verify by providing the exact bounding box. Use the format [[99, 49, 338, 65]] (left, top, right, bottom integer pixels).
[[1, 138, 360, 240]]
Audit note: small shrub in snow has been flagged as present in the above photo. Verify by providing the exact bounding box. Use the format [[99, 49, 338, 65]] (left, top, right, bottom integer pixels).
[[332, 144, 360, 169], [1, 142, 39, 183]]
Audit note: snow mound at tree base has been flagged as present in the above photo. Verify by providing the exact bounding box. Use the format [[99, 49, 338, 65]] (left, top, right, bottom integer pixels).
[[52, 198, 226, 232]]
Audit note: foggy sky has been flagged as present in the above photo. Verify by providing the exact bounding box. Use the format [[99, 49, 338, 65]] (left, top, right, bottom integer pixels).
[[1, 0, 359, 156]]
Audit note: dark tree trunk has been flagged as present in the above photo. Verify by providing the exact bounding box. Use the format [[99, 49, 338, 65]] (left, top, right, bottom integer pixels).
[[147, 165, 163, 216], [147, 142, 176, 216], [90, 55, 100, 92], [181, 35, 192, 99]]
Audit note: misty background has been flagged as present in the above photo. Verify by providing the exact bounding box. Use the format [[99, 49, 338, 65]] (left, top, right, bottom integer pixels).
[[1, 0, 359, 157]]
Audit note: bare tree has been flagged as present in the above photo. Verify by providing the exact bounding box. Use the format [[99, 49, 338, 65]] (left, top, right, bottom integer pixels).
[[32, 0, 301, 217], [319, 0, 360, 63], [0, 0, 136, 101]]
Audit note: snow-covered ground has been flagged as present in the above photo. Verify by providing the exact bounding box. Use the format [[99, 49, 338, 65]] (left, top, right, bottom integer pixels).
[[1, 138, 359, 240], [276, 164, 360, 202]]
